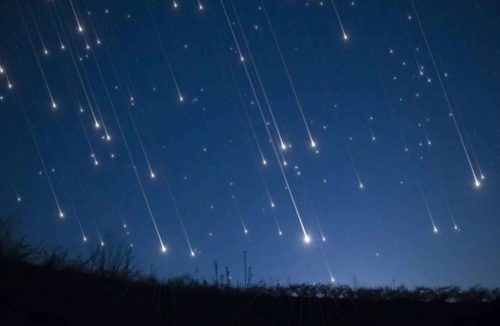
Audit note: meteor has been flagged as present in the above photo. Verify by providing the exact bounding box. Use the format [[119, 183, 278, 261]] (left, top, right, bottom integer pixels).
[[69, 0, 84, 33], [18, 1, 57, 110], [261, 1, 317, 150], [411, 0, 481, 188], [146, 0, 184, 102], [231, 0, 288, 152], [229, 182, 249, 235], [197, 0, 204, 11], [16, 90, 64, 219], [220, 3, 311, 241], [329, 0, 349, 41]]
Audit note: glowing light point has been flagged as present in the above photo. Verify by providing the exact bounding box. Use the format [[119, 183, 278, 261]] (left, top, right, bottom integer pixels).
[[94, 159, 99, 166], [61, 44, 66, 50], [100, 241, 105, 247], [433, 226, 438, 234], [371, 136, 377, 142], [97, 39, 101, 45], [51, 101, 57, 109], [150, 172, 156, 179], [271, 202, 275, 208], [59, 211, 65, 219], [244, 228, 249, 235], [78, 25, 84, 33], [310, 139, 317, 148], [262, 158, 267, 166], [454, 225, 459, 231], [83, 236, 87, 242], [198, 4, 204, 11], [240, 56, 245, 62], [95, 121, 100, 129], [322, 236, 326, 242], [8, 83, 13, 89], [173, 1, 178, 9], [359, 183, 364, 189], [17, 196, 22, 202], [480, 174, 485, 180], [44, 48, 49, 55], [179, 95, 184, 102], [303, 234, 311, 244], [343, 33, 349, 41], [161, 245, 167, 253], [474, 179, 481, 188], [190, 250, 196, 257], [106, 134, 111, 141], [278, 230, 283, 236], [330, 276, 335, 283]]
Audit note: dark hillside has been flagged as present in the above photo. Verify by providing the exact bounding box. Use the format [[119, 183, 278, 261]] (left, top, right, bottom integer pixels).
[[1, 255, 499, 325]]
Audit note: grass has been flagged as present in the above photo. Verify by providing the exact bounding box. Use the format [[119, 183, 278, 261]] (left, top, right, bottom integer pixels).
[[0, 218, 499, 325]]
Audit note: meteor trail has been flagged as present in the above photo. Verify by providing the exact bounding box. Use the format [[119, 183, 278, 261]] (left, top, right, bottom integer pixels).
[[410, 0, 481, 188], [261, 0, 317, 149], [18, 1, 57, 110], [220, 0, 310, 242], [444, 197, 459, 231], [15, 90, 64, 219], [69, 0, 84, 33], [329, 0, 349, 40], [87, 37, 168, 253], [146, 0, 184, 102], [228, 182, 249, 235], [230, 0, 288, 151]]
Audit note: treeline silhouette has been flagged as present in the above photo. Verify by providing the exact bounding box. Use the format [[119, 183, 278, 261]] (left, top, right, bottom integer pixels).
[[1, 218, 499, 325]]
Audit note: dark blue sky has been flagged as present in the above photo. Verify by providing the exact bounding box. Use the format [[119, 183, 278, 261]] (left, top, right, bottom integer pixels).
[[0, 0, 499, 288]]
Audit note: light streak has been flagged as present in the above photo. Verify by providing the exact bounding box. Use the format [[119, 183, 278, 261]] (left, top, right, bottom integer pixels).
[[411, 0, 480, 188], [18, 1, 57, 110], [146, 0, 184, 102], [329, 0, 349, 40], [220, 0, 310, 241], [261, 0, 317, 149], [15, 90, 64, 218]]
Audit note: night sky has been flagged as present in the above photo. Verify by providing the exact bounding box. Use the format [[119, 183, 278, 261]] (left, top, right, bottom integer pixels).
[[0, 0, 499, 288]]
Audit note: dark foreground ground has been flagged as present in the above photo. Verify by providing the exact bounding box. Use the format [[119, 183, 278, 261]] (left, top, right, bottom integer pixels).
[[1, 256, 499, 326]]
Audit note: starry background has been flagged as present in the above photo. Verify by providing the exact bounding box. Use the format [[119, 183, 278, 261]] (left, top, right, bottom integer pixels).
[[0, 0, 499, 288]]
